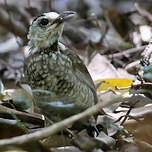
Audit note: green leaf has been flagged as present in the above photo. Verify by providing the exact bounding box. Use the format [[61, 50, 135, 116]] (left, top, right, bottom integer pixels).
[[143, 64, 152, 73]]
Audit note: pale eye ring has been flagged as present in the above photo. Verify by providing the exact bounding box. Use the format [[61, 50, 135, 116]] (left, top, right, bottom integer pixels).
[[39, 18, 49, 26]]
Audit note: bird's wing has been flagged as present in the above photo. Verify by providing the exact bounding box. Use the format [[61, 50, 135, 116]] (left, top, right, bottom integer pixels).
[[60, 44, 97, 103]]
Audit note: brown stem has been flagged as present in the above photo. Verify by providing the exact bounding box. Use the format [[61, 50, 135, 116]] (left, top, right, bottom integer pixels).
[[107, 45, 146, 59], [135, 3, 152, 22], [0, 95, 122, 148]]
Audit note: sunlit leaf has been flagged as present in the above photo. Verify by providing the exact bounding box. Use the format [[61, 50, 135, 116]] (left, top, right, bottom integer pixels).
[[96, 78, 133, 92]]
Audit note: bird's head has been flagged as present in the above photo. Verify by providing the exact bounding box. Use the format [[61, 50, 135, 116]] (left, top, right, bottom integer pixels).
[[28, 11, 75, 50]]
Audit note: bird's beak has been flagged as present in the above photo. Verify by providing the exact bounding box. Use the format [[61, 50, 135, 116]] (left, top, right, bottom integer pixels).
[[52, 11, 76, 25], [59, 11, 76, 21]]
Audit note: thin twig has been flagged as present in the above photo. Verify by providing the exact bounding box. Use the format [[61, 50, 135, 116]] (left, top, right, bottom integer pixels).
[[0, 95, 121, 148], [135, 3, 152, 22], [115, 86, 131, 90], [48, 0, 52, 10], [0, 10, 27, 40], [120, 107, 132, 125], [107, 45, 146, 59], [115, 81, 152, 91], [27, 0, 31, 8], [132, 82, 152, 90]]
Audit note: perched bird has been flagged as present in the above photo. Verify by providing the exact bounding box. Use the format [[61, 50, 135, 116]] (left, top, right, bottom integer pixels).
[[140, 37, 152, 82], [23, 11, 99, 130], [136, 37, 152, 99], [140, 37, 152, 68]]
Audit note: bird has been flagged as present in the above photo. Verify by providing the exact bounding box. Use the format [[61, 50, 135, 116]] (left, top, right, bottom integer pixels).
[[140, 37, 152, 82], [140, 37, 152, 68], [135, 37, 152, 99], [22, 11, 101, 131]]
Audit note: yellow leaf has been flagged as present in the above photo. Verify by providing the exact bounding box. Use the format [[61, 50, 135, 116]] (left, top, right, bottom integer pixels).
[[96, 78, 133, 92]]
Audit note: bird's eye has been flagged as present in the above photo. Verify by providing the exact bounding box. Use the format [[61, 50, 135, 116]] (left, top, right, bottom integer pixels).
[[39, 18, 49, 26]]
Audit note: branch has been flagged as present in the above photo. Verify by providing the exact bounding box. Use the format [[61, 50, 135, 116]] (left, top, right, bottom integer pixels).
[[107, 45, 146, 59], [132, 82, 152, 90], [0, 10, 27, 40], [135, 3, 152, 22], [0, 94, 122, 148]]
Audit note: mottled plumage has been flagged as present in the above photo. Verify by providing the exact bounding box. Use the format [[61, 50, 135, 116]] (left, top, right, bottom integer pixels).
[[140, 37, 152, 67], [23, 11, 98, 129], [140, 37, 152, 82]]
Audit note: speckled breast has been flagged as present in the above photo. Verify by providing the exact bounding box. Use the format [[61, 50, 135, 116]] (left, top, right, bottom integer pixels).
[[24, 49, 73, 94], [24, 48, 95, 112]]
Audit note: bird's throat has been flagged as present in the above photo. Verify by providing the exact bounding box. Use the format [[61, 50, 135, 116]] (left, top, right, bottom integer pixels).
[[29, 40, 59, 56], [48, 40, 59, 51]]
